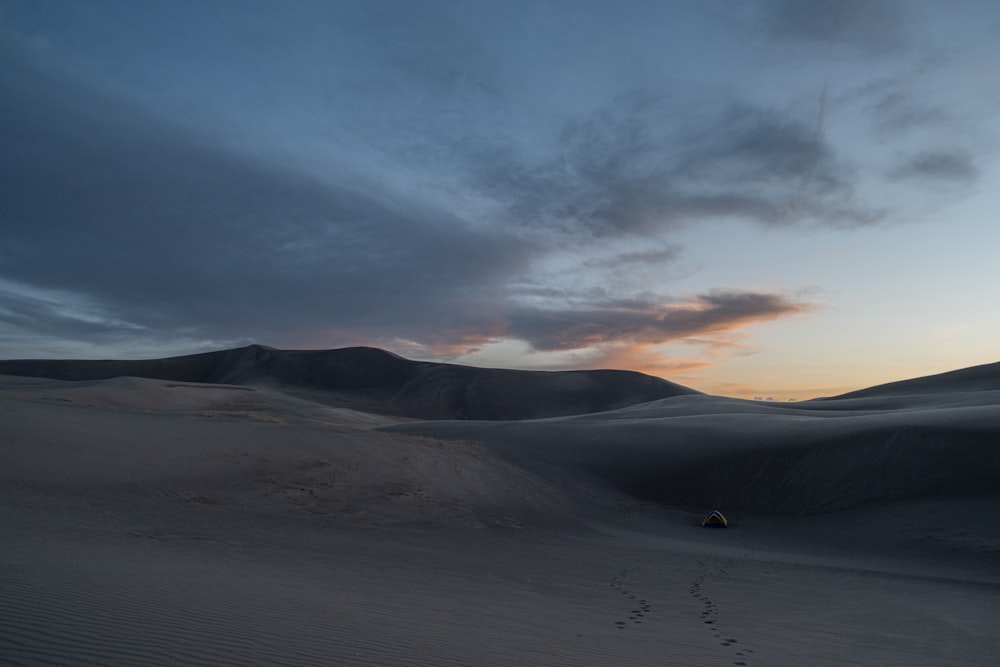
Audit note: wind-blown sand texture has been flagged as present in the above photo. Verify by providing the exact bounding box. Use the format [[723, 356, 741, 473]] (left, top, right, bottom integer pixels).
[[2, 347, 998, 666]]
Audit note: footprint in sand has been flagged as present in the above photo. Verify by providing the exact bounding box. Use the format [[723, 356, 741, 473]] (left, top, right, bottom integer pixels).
[[609, 567, 653, 630], [689, 562, 754, 663]]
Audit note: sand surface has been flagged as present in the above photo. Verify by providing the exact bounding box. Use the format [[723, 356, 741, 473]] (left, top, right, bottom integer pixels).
[[2, 357, 999, 665]]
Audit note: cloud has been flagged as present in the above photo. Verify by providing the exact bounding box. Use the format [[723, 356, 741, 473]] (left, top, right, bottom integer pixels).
[[386, 290, 810, 379], [764, 0, 908, 55], [580, 330, 761, 378], [0, 280, 141, 341], [1, 38, 821, 371], [506, 290, 814, 351], [1, 8, 910, 377], [582, 344, 722, 377], [887, 149, 979, 183], [867, 90, 950, 135], [848, 71, 988, 190], [469, 94, 882, 235], [581, 246, 684, 271]]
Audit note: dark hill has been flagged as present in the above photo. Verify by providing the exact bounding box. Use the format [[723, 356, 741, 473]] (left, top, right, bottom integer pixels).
[[827, 360, 1000, 400], [0, 345, 698, 420]]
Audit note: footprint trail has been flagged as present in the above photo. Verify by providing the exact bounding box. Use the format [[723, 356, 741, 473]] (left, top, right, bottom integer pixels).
[[688, 561, 755, 666]]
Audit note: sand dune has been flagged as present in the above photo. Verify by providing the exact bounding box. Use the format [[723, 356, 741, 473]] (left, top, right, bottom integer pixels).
[[2, 350, 999, 665], [0, 344, 696, 419], [389, 389, 1000, 514], [827, 360, 1000, 399]]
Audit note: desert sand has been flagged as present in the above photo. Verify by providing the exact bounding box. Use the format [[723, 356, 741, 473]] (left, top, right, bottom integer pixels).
[[2, 347, 999, 666]]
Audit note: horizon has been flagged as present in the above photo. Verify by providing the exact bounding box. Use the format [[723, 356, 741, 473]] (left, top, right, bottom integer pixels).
[[2, 1, 999, 399], [3, 340, 994, 402]]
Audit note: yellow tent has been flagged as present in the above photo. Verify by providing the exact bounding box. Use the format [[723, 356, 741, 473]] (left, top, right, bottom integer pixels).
[[701, 510, 728, 527]]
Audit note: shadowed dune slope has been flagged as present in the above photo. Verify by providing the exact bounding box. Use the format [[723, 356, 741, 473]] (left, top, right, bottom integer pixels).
[[388, 386, 1000, 515], [827, 360, 1000, 399], [0, 345, 697, 420]]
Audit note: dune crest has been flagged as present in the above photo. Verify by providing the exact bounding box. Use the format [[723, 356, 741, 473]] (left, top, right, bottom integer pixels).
[[0, 344, 696, 420], [827, 360, 1000, 399]]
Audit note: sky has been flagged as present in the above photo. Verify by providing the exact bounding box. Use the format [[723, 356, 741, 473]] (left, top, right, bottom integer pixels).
[[2, 0, 999, 399]]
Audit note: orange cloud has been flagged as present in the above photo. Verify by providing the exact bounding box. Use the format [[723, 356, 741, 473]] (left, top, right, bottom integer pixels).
[[509, 289, 814, 351]]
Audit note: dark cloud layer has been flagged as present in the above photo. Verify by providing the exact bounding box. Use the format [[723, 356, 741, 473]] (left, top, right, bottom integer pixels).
[[5, 35, 815, 360], [0, 39, 528, 347], [0, 22, 851, 361]]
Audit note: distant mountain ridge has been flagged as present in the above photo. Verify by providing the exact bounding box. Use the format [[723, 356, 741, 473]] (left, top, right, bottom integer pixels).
[[0, 344, 698, 420]]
